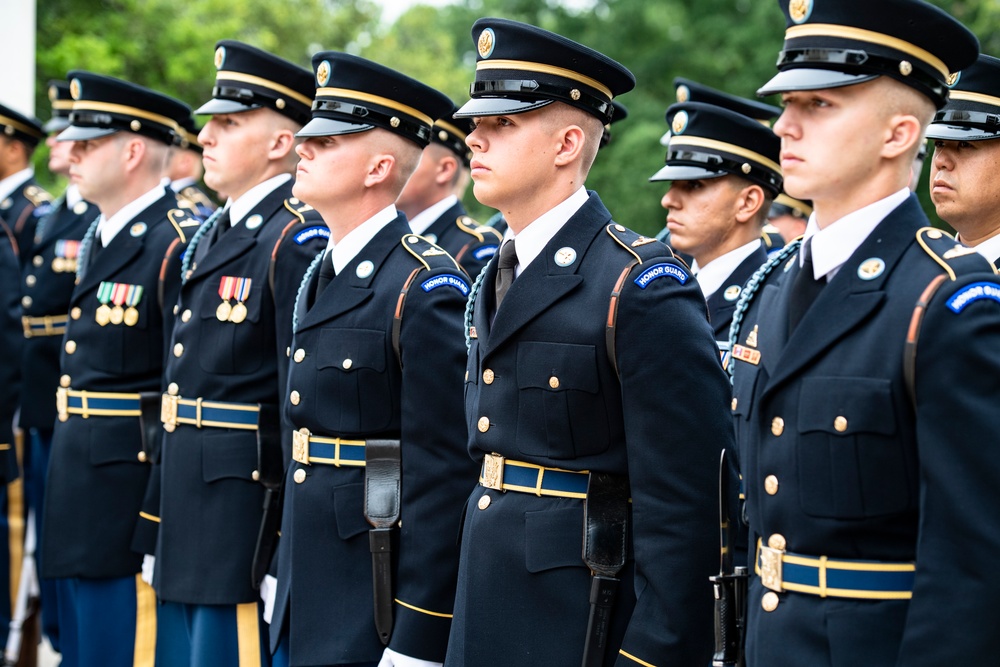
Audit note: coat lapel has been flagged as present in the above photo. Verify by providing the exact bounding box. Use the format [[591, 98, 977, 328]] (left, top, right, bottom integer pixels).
[[706, 244, 768, 337]]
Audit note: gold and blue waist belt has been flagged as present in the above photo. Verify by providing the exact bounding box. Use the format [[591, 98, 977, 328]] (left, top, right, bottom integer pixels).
[[756, 536, 915, 600], [291, 428, 366, 467], [23, 314, 68, 338], [57, 387, 142, 422], [160, 390, 259, 432], [478, 453, 589, 499]]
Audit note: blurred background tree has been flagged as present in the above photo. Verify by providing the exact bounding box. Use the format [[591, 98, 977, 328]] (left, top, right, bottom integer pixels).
[[34, 0, 1000, 233]]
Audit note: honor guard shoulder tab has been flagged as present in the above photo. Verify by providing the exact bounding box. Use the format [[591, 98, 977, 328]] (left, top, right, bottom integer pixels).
[[167, 208, 201, 243], [401, 233, 463, 272], [456, 215, 502, 244], [915, 227, 997, 281], [605, 223, 674, 264], [23, 184, 52, 207]]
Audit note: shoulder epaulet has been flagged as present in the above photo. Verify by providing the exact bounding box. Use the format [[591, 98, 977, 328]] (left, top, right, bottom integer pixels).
[[456, 215, 502, 243], [401, 233, 463, 272], [915, 226, 997, 280], [179, 186, 216, 210], [283, 197, 316, 224], [605, 223, 673, 264], [23, 184, 52, 207], [167, 208, 200, 243]]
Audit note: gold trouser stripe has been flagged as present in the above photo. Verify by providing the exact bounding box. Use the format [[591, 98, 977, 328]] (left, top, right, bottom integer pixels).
[[394, 598, 453, 619], [619, 649, 657, 667], [133, 574, 157, 667], [8, 432, 25, 618], [236, 601, 262, 667], [784, 24, 948, 79]]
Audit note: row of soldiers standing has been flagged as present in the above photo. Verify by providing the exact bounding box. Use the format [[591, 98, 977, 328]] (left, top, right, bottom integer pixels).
[[3, 0, 1000, 665]]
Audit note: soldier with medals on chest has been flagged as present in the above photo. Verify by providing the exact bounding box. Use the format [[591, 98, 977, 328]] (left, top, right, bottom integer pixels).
[[19, 78, 97, 657], [39, 72, 197, 667], [267, 52, 474, 667], [728, 1, 1000, 665], [396, 106, 501, 279], [446, 19, 734, 667], [144, 41, 328, 667], [0, 102, 52, 264]]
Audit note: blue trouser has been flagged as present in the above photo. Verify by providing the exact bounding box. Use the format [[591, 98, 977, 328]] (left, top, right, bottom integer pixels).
[[157, 599, 271, 667], [56, 574, 156, 667], [26, 428, 60, 650]]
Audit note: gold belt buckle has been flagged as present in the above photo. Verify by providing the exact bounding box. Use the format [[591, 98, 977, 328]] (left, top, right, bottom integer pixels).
[[759, 543, 784, 593], [21, 316, 32, 338], [161, 394, 179, 432], [56, 387, 69, 422], [481, 453, 505, 491], [292, 428, 310, 465]]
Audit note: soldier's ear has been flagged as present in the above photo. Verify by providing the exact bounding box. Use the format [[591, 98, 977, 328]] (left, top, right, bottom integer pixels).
[[735, 184, 767, 224], [552, 124, 586, 168], [268, 128, 297, 161]]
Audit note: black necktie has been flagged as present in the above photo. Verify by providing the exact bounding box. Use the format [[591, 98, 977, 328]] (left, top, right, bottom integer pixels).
[[209, 208, 232, 246], [316, 253, 336, 296], [787, 238, 825, 335], [494, 239, 517, 310], [89, 236, 104, 265]]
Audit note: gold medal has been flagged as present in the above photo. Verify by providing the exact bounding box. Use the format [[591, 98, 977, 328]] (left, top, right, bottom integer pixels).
[[229, 301, 247, 324], [52, 258, 65, 273], [216, 300, 232, 321], [110, 305, 124, 325], [124, 306, 139, 327], [95, 304, 111, 326]]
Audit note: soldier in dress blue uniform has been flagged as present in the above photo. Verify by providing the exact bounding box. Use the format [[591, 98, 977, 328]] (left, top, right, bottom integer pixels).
[[145, 41, 326, 667], [651, 101, 781, 343], [168, 113, 218, 220], [728, 2, 1000, 665], [0, 102, 52, 262], [926, 54, 1000, 268], [20, 78, 97, 657], [268, 51, 473, 667], [39, 71, 198, 667], [396, 105, 501, 279], [765, 194, 811, 244], [447, 19, 734, 666]]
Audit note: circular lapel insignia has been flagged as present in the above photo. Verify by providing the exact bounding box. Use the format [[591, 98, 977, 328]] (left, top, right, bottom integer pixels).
[[0, 198, 10, 210], [672, 110, 689, 135], [789, 0, 812, 23], [724, 285, 742, 302], [478, 28, 496, 59], [858, 258, 885, 281], [676, 85, 690, 103], [947, 71, 961, 88], [73, 201, 89, 215], [317, 60, 331, 87], [424, 233, 437, 244], [130, 222, 147, 237], [215, 46, 226, 70], [356, 260, 374, 279], [70, 78, 82, 100], [245, 214, 264, 230], [554, 247, 577, 267]]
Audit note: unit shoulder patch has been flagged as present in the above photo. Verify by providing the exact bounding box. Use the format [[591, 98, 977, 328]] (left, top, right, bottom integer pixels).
[[402, 233, 462, 272]]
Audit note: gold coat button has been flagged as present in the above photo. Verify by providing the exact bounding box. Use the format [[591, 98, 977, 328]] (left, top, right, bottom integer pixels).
[[167, 382, 179, 396], [342, 358, 353, 370], [771, 416, 784, 436], [286, 347, 291, 357], [483, 369, 495, 384], [252, 470, 260, 481], [64, 340, 76, 354], [477, 416, 490, 432], [764, 475, 779, 495], [32, 255, 43, 268], [761, 592, 779, 612], [173, 304, 179, 315], [834, 416, 848, 432], [25, 275, 36, 287], [478, 494, 491, 510], [138, 451, 148, 463], [181, 309, 192, 323], [294, 349, 306, 363], [290, 390, 301, 405], [731, 397, 738, 411], [173, 343, 184, 357], [60, 375, 71, 388], [293, 468, 306, 484], [767, 534, 786, 551], [71, 307, 82, 320], [21, 296, 32, 308], [548, 376, 560, 389]]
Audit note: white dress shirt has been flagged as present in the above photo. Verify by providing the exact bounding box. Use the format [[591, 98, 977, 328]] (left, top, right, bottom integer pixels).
[[225, 173, 291, 227], [323, 204, 399, 276], [691, 239, 762, 299], [504, 187, 589, 277], [408, 194, 458, 236], [97, 179, 170, 247], [968, 233, 1000, 266]]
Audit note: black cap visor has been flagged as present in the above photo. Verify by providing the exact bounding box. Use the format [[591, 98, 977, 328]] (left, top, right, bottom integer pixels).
[[296, 117, 374, 138], [56, 125, 119, 142], [43, 118, 71, 134], [195, 98, 261, 117], [454, 96, 553, 118], [926, 123, 1000, 142], [757, 68, 879, 97], [649, 164, 728, 183]]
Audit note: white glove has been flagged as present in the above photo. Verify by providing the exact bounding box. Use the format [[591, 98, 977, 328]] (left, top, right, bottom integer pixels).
[[377, 647, 442, 667], [141, 554, 155, 586], [261, 574, 277, 625]]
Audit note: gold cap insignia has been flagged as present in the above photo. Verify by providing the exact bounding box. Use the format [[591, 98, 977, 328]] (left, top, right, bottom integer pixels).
[[676, 85, 690, 103], [478, 28, 496, 59], [789, 0, 811, 24], [215, 46, 226, 70], [672, 110, 689, 135], [317, 60, 331, 87], [947, 71, 960, 88], [70, 78, 81, 101], [899, 61, 913, 77]]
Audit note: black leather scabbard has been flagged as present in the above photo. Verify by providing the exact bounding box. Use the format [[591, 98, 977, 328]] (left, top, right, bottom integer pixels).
[[364, 439, 402, 645], [138, 392, 164, 464], [251, 404, 282, 588], [581, 472, 630, 667]]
